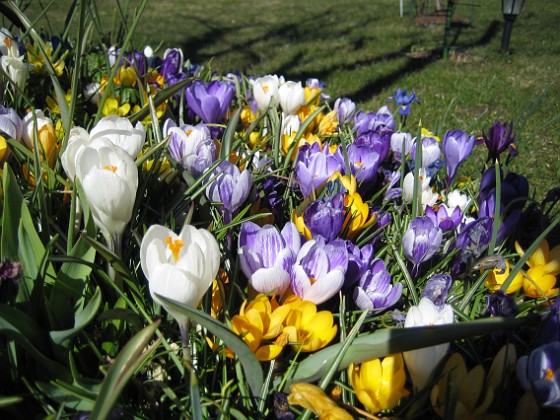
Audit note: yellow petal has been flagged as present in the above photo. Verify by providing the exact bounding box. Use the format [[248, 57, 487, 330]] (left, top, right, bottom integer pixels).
[[255, 344, 284, 361], [487, 343, 517, 390], [459, 365, 484, 411], [288, 383, 353, 420]]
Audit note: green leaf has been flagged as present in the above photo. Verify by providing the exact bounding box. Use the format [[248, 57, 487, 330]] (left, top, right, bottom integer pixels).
[[220, 107, 242, 160], [0, 396, 23, 408], [289, 316, 528, 385], [156, 294, 264, 398], [1, 164, 23, 260], [89, 320, 161, 420], [36, 379, 99, 412], [50, 287, 102, 348]]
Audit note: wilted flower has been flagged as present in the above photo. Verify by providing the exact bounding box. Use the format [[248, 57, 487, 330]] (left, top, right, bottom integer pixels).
[[353, 259, 402, 313], [403, 217, 443, 268], [89, 115, 146, 158], [238, 221, 301, 295], [291, 236, 347, 304], [76, 138, 138, 243], [517, 341, 560, 408], [442, 129, 475, 184], [166, 121, 216, 177], [140, 223, 220, 340], [479, 121, 517, 161], [420, 274, 453, 308], [515, 240, 560, 298], [348, 354, 409, 414], [186, 80, 235, 125], [287, 383, 352, 420], [205, 161, 252, 223], [403, 297, 454, 392], [282, 295, 337, 352]]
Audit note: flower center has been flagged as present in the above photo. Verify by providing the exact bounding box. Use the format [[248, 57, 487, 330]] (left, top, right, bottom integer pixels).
[[262, 85, 269, 94], [165, 236, 184, 262], [185, 129, 193, 136], [103, 165, 118, 172], [546, 368, 555, 381]]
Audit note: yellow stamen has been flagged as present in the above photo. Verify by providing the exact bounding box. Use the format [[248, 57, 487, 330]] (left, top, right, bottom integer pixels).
[[546, 368, 555, 381], [262, 85, 269, 94], [165, 236, 184, 262], [185, 129, 193, 136], [103, 165, 118, 172], [355, 161, 363, 168]]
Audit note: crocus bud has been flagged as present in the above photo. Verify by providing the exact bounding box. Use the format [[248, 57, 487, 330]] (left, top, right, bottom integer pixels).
[[21, 109, 58, 168], [278, 80, 305, 115]]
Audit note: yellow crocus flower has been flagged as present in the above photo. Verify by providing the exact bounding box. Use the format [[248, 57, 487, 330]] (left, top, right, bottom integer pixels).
[[484, 260, 523, 294], [348, 354, 409, 414], [282, 295, 337, 352], [342, 192, 376, 240], [0, 135, 7, 162], [515, 240, 560, 298], [288, 383, 353, 420], [102, 97, 131, 117], [317, 109, 338, 136]]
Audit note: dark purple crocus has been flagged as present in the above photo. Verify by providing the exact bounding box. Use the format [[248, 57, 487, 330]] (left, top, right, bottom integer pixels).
[[479, 121, 518, 161], [303, 194, 345, 242], [403, 217, 443, 268], [291, 236, 348, 304], [478, 169, 529, 244], [238, 221, 301, 295], [420, 274, 453, 308], [344, 242, 375, 287], [334, 97, 356, 125], [442, 129, 475, 184], [425, 204, 463, 232], [121, 50, 147, 78], [161, 48, 188, 86], [294, 142, 342, 198], [390, 88, 420, 116], [185, 80, 236, 125], [353, 259, 402, 313], [517, 341, 560, 408], [451, 217, 494, 277], [353, 106, 395, 135], [205, 161, 252, 223]]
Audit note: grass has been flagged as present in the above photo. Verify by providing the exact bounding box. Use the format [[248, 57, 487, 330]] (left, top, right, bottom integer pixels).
[[14, 0, 560, 199]]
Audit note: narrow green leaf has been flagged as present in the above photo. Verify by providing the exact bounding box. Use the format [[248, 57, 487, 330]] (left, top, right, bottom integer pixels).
[[220, 107, 242, 160], [89, 320, 161, 420], [156, 294, 264, 398], [1, 163, 22, 260], [0, 396, 22, 408], [129, 78, 191, 124], [289, 316, 528, 385]]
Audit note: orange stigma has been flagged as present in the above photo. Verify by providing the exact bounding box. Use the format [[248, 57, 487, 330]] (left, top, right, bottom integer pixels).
[[103, 165, 118, 172], [165, 236, 184, 262]]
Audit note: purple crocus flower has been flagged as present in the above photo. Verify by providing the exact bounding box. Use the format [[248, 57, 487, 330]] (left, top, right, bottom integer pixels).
[[420, 274, 453, 308], [411, 135, 441, 168], [121, 50, 147, 78], [161, 48, 188, 86], [303, 194, 345, 242], [353, 259, 402, 313], [294, 142, 342, 198], [425, 204, 462, 232], [390, 131, 414, 162], [403, 216, 443, 269], [185, 80, 236, 125], [344, 242, 375, 288], [238, 221, 301, 295], [485, 290, 519, 318], [353, 105, 395, 135], [205, 161, 252, 223], [479, 121, 518, 161], [390, 88, 420, 116], [291, 236, 348, 304], [451, 217, 494, 277], [517, 341, 560, 408], [166, 121, 216, 178], [442, 129, 475, 184], [334, 97, 356, 125]]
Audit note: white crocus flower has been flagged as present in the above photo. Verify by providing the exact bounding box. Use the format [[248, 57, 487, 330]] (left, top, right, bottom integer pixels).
[[60, 127, 91, 181], [278, 80, 305, 115], [76, 138, 138, 246], [1, 35, 30, 90], [281, 112, 301, 135], [90, 115, 146, 158], [403, 297, 454, 392], [447, 189, 471, 213], [140, 223, 220, 340], [250, 74, 284, 111], [402, 168, 438, 207]]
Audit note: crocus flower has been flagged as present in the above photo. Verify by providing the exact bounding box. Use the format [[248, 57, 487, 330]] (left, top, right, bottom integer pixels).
[[515, 240, 560, 298], [452, 217, 494, 277], [353, 106, 395, 135], [140, 223, 220, 341], [430, 353, 499, 419], [411, 135, 441, 168], [250, 74, 284, 111], [278, 80, 305, 115], [205, 161, 252, 223], [238, 221, 301, 295], [1, 35, 29, 90], [287, 383, 352, 420], [485, 260, 523, 294], [479, 121, 518, 161], [83, 82, 101, 105], [403, 217, 443, 268], [442, 129, 475, 184], [402, 168, 438, 207], [291, 236, 348, 304], [185, 80, 235, 125], [425, 204, 462, 232], [89, 115, 146, 158], [342, 191, 376, 240], [420, 273, 453, 308], [60, 127, 91, 180], [348, 354, 409, 414], [403, 297, 454, 392], [166, 122, 216, 178], [294, 142, 342, 198], [21, 109, 58, 168], [76, 138, 138, 244], [303, 194, 345, 241], [161, 48, 184, 82], [282, 295, 337, 352], [517, 341, 560, 408], [333, 97, 356, 125], [446, 189, 471, 213], [229, 294, 292, 361], [0, 105, 22, 142], [390, 131, 414, 162], [344, 242, 375, 287], [353, 259, 402, 313]]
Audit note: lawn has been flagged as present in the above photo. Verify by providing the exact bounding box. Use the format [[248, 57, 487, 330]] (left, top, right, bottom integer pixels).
[[15, 0, 560, 199]]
